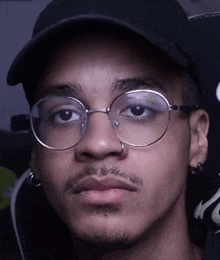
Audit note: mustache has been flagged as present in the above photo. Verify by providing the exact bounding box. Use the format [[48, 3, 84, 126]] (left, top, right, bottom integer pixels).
[[65, 165, 143, 192]]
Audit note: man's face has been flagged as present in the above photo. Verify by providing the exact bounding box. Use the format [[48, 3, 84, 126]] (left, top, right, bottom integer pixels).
[[31, 31, 207, 246]]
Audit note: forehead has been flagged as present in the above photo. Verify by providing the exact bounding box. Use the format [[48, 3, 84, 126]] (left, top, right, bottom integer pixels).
[[37, 29, 185, 102]]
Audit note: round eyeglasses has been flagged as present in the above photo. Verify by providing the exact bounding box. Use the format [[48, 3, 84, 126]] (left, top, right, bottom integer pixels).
[[30, 89, 199, 150]]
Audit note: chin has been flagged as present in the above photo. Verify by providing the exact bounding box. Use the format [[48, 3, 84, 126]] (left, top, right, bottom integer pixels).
[[72, 228, 137, 252], [68, 214, 140, 250]]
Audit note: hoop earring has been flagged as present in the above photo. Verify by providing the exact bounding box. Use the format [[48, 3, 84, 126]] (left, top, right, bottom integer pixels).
[[27, 172, 42, 187]]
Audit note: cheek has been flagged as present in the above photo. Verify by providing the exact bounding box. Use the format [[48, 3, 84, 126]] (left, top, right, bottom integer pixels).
[[127, 122, 190, 206], [31, 145, 74, 201], [32, 144, 73, 175], [31, 146, 84, 228]]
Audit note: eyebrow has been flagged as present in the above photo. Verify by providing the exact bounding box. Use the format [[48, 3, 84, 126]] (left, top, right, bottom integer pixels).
[[40, 77, 166, 97], [113, 78, 167, 93], [39, 83, 81, 97]]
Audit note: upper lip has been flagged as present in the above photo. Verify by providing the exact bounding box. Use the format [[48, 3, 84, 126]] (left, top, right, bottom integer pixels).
[[73, 176, 138, 194]]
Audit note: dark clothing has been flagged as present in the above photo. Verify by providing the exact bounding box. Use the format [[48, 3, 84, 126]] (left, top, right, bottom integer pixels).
[[3, 171, 77, 260], [1, 171, 220, 260], [0, 207, 20, 259]]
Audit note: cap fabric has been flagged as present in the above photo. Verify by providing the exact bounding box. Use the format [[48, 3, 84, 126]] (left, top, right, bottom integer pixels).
[[6, 0, 220, 102], [189, 12, 220, 42], [189, 13, 220, 102]]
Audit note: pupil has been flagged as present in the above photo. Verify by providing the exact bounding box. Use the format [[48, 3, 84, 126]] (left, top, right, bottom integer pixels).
[[59, 110, 72, 121], [131, 106, 144, 116]]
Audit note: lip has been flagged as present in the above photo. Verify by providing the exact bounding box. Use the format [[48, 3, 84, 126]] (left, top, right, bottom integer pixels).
[[72, 176, 138, 204], [73, 176, 138, 194]]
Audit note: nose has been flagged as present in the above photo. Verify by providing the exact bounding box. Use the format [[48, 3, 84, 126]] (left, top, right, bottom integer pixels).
[[74, 112, 126, 161]]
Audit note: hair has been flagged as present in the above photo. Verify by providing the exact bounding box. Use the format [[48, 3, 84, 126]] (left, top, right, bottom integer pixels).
[[181, 72, 201, 106]]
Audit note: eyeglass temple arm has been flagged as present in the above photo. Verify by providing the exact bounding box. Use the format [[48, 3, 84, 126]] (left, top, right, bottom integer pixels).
[[169, 105, 199, 114]]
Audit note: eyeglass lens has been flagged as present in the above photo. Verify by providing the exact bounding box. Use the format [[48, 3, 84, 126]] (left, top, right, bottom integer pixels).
[[30, 91, 170, 150]]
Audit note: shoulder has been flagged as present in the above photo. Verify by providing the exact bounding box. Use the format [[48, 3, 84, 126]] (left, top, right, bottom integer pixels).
[[0, 207, 21, 259], [0, 253, 22, 260]]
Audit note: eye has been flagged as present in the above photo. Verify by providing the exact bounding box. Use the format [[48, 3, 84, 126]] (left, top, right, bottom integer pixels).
[[130, 106, 146, 116], [121, 105, 153, 118], [53, 109, 80, 123]]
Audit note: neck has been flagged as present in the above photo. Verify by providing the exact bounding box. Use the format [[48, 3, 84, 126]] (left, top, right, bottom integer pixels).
[[73, 196, 204, 260]]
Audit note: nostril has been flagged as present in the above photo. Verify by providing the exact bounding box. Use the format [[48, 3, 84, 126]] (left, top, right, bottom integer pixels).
[[81, 152, 94, 159], [76, 149, 124, 161], [75, 152, 95, 161], [109, 151, 120, 156]]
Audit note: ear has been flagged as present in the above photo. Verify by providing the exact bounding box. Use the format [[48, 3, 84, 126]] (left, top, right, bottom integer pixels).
[[189, 109, 209, 170]]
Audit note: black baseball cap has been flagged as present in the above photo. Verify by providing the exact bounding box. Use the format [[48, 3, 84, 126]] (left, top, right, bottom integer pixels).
[[189, 12, 220, 102], [6, 0, 220, 103]]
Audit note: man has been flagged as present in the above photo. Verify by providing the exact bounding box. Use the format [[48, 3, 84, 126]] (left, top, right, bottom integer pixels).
[[3, 0, 220, 259]]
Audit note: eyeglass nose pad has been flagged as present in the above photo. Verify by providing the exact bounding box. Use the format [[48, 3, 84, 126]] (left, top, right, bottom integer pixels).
[[81, 123, 85, 129], [111, 120, 122, 141], [81, 122, 87, 135], [112, 120, 120, 129]]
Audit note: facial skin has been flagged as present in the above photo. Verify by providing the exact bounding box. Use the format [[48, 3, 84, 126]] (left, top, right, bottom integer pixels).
[[31, 31, 209, 259]]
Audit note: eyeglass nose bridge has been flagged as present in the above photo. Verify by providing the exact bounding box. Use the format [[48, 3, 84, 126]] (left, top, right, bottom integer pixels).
[[84, 107, 119, 138], [86, 108, 111, 114]]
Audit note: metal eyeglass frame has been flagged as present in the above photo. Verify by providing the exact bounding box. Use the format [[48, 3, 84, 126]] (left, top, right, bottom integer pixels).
[[29, 89, 199, 150]]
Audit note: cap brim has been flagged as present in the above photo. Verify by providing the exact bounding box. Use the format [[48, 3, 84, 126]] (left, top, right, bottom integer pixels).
[[7, 15, 189, 86]]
